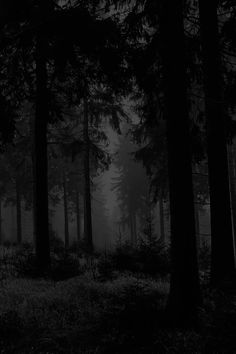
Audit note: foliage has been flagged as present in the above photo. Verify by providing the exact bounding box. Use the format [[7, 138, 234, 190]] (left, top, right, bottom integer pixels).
[[112, 123, 150, 241], [50, 232, 65, 255], [0, 274, 235, 353], [50, 254, 83, 281], [97, 236, 170, 279], [0, 274, 168, 353]]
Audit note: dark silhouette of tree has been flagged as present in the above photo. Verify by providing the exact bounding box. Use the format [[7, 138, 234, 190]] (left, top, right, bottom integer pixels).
[[0, 0, 129, 267], [33, 0, 52, 271], [159, 0, 201, 324], [159, 195, 165, 243], [0, 131, 33, 244], [62, 171, 69, 251], [76, 186, 82, 244], [83, 97, 93, 253], [228, 142, 236, 255], [193, 162, 209, 253], [108, 0, 202, 324], [199, 0, 236, 286]]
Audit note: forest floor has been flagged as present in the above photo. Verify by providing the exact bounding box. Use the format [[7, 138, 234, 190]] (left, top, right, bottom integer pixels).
[[0, 245, 235, 353], [0, 271, 236, 353]]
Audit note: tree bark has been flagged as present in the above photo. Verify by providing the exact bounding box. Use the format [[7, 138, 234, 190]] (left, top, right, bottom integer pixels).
[[195, 203, 201, 253], [63, 172, 69, 251], [133, 213, 137, 245], [160, 0, 201, 325], [16, 179, 22, 245], [31, 116, 36, 247], [76, 190, 81, 244], [199, 0, 235, 286], [0, 196, 3, 245], [83, 98, 93, 253], [34, 5, 50, 270], [129, 211, 134, 244], [128, 201, 136, 245], [159, 196, 165, 243], [228, 143, 236, 261]]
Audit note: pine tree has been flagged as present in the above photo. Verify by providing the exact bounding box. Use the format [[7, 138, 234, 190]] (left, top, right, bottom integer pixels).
[[160, 0, 201, 324], [199, 0, 236, 286]]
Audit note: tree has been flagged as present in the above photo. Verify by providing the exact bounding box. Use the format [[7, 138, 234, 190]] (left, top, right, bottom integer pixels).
[[108, 0, 202, 323], [159, 195, 165, 243], [228, 142, 236, 255], [112, 123, 150, 245], [62, 171, 69, 251], [0, 0, 129, 266], [33, 0, 52, 270], [0, 130, 33, 245], [81, 91, 127, 252], [160, 0, 201, 324], [193, 161, 209, 253], [83, 97, 93, 252], [199, 0, 236, 286], [133, 114, 169, 243]]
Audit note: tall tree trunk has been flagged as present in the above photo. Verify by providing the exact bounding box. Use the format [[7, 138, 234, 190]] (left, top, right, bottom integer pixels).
[[199, 0, 235, 286], [83, 98, 93, 253], [128, 201, 135, 245], [133, 213, 137, 245], [159, 196, 165, 243], [76, 190, 81, 244], [194, 165, 201, 254], [34, 5, 50, 270], [228, 143, 236, 260], [160, 0, 201, 324], [195, 203, 201, 253], [16, 179, 22, 244], [30, 113, 36, 247], [63, 172, 69, 251], [0, 196, 2, 245], [129, 211, 134, 244]]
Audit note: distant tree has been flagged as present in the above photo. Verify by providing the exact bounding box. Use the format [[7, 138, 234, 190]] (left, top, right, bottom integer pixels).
[[81, 91, 127, 252], [0, 0, 129, 268], [113, 124, 150, 245], [0, 129, 33, 244], [193, 161, 209, 252], [83, 97, 93, 253], [133, 114, 169, 243]]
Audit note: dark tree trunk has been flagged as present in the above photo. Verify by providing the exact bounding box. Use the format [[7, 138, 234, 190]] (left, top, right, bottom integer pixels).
[[228, 143, 236, 260], [83, 98, 93, 253], [63, 172, 69, 251], [76, 190, 81, 243], [159, 196, 165, 243], [160, 0, 201, 324], [128, 202, 135, 245], [199, 0, 235, 286], [31, 116, 36, 247], [0, 196, 2, 245], [195, 203, 201, 253], [16, 179, 22, 245], [129, 211, 134, 244], [133, 213, 137, 245], [34, 8, 50, 270]]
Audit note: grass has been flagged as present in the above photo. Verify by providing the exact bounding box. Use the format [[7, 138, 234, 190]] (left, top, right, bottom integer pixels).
[[0, 274, 169, 353], [0, 245, 235, 353], [0, 273, 236, 353]]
